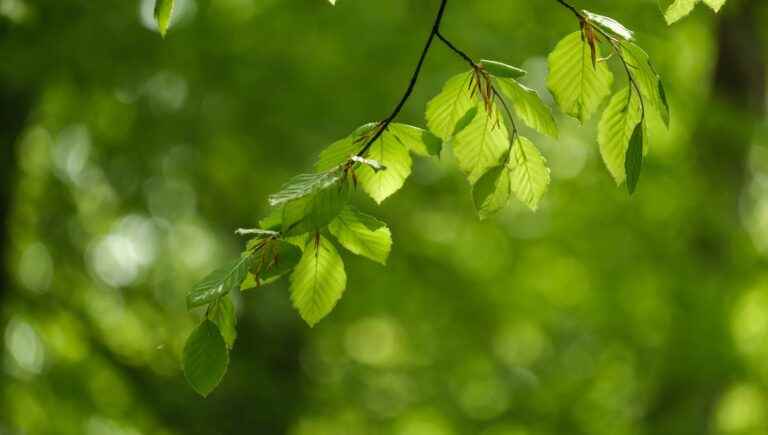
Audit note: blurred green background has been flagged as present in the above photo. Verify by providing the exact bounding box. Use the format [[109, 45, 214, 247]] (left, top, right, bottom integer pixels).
[[2, 0, 768, 433]]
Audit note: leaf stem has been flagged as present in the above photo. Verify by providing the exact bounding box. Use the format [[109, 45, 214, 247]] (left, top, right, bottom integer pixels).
[[356, 0, 450, 157]]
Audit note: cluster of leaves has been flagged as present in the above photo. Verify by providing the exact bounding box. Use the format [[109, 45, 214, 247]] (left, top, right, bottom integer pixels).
[[152, 0, 727, 396], [660, 0, 726, 24]]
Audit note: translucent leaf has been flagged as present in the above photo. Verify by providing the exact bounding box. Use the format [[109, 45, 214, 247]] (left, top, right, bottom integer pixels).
[[389, 123, 443, 157], [328, 206, 392, 265], [290, 235, 347, 327], [426, 71, 476, 141], [282, 181, 349, 236], [508, 136, 550, 211], [583, 11, 634, 40], [660, 0, 699, 24], [209, 296, 237, 350], [621, 42, 670, 127], [241, 239, 302, 290], [480, 60, 527, 79], [625, 125, 644, 194], [472, 166, 511, 220], [183, 320, 228, 397], [315, 123, 377, 172], [495, 78, 559, 139], [453, 104, 509, 184], [547, 32, 614, 124], [153, 0, 174, 37], [187, 255, 251, 308], [268, 170, 344, 207], [598, 87, 643, 184], [702, 0, 726, 11], [356, 132, 412, 204]]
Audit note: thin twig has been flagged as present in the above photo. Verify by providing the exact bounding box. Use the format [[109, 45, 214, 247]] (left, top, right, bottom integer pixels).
[[357, 0, 450, 157]]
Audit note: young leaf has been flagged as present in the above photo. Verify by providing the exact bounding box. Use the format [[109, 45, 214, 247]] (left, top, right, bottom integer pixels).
[[328, 206, 392, 265], [243, 239, 302, 289], [472, 166, 511, 220], [209, 296, 237, 350], [583, 11, 634, 41], [453, 103, 509, 184], [494, 78, 559, 139], [183, 320, 229, 397], [598, 87, 643, 184], [290, 235, 347, 327], [547, 32, 614, 124], [389, 123, 443, 157], [187, 255, 251, 308], [660, 0, 698, 24], [508, 136, 550, 211], [282, 180, 349, 236], [315, 123, 378, 172], [480, 60, 527, 79], [625, 125, 644, 194], [269, 170, 344, 207], [621, 42, 670, 127], [154, 0, 175, 38], [356, 132, 413, 204], [702, 0, 726, 11], [426, 71, 476, 141]]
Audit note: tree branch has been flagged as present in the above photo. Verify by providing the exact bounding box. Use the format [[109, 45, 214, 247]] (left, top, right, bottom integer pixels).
[[357, 0, 449, 157]]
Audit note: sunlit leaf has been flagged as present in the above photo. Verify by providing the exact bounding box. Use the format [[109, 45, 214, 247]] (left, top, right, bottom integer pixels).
[[453, 104, 509, 184], [660, 0, 698, 24], [508, 136, 550, 211], [328, 206, 392, 264], [183, 320, 228, 397], [472, 165, 511, 219], [154, 0, 174, 38], [389, 123, 443, 157], [621, 42, 670, 127], [282, 180, 349, 236], [583, 10, 634, 40], [290, 235, 347, 327], [495, 77, 559, 139], [702, 0, 726, 11], [356, 132, 412, 204], [598, 87, 643, 184], [547, 32, 614, 124], [315, 123, 378, 172], [426, 71, 476, 141], [268, 170, 345, 207], [480, 60, 526, 78]]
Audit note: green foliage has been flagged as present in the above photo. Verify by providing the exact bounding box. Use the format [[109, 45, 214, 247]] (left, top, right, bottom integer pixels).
[[660, 0, 727, 24], [508, 136, 551, 211], [186, 255, 251, 308], [479, 60, 526, 79], [472, 166, 511, 220], [153, 0, 174, 38], [625, 125, 645, 194], [290, 235, 347, 327], [495, 77, 559, 139], [598, 87, 643, 185], [356, 131, 413, 204], [183, 320, 229, 397], [328, 206, 392, 265], [622, 43, 670, 127], [453, 103, 510, 184], [208, 296, 237, 349], [426, 72, 476, 140], [547, 32, 614, 124]]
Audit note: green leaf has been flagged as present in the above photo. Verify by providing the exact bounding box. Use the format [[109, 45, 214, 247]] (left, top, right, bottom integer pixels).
[[315, 124, 377, 172], [702, 0, 726, 11], [209, 296, 237, 350], [547, 32, 614, 124], [625, 125, 644, 194], [472, 166, 511, 220], [621, 42, 669, 127], [660, 0, 698, 24], [598, 87, 643, 184], [259, 208, 283, 231], [282, 180, 349, 236], [269, 170, 344, 207], [242, 239, 302, 290], [290, 235, 347, 327], [356, 132, 412, 204], [583, 11, 634, 40], [453, 104, 510, 184], [495, 78, 559, 139], [328, 206, 392, 265], [153, 0, 175, 38], [187, 255, 251, 308], [426, 71, 476, 141], [389, 123, 443, 157], [328, 0, 336, 4], [183, 320, 229, 397], [480, 60, 527, 79], [508, 136, 550, 211]]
